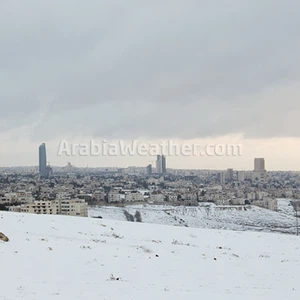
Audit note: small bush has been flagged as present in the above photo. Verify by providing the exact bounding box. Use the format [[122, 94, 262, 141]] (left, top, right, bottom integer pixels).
[[134, 211, 142, 222], [123, 210, 134, 222]]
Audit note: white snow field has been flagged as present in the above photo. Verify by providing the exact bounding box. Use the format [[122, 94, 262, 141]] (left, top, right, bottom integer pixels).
[[89, 199, 298, 235], [1, 211, 300, 300]]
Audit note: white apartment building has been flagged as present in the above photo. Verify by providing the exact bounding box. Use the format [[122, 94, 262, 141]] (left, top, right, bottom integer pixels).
[[1, 192, 33, 204], [150, 192, 165, 202], [1, 193, 17, 204], [20, 201, 58, 215], [125, 191, 144, 202], [56, 199, 88, 217], [56, 192, 71, 199], [9, 199, 88, 217], [19, 193, 34, 203], [108, 191, 122, 203], [267, 199, 278, 211]]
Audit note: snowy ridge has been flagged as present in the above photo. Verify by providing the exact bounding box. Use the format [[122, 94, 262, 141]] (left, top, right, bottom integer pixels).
[[89, 199, 298, 235]]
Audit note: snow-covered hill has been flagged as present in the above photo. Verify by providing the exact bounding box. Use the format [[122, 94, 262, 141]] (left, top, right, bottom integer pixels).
[[89, 199, 298, 235], [1, 211, 300, 299]]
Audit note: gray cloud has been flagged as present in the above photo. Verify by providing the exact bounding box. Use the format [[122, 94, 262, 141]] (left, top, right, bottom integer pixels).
[[1, 0, 300, 140]]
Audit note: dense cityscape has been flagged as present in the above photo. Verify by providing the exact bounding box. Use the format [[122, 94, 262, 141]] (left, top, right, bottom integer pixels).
[[1, 143, 300, 218]]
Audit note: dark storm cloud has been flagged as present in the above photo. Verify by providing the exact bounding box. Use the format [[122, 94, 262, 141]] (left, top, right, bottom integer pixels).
[[1, 0, 300, 140]]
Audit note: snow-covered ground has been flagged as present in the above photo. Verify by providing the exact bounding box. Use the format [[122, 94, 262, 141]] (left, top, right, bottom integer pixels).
[[1, 211, 300, 299], [89, 199, 299, 235]]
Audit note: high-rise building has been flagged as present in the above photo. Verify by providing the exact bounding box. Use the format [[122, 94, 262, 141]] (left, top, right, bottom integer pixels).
[[162, 155, 167, 174], [226, 168, 234, 180], [156, 155, 167, 174], [218, 172, 226, 184], [156, 155, 162, 173], [253, 158, 267, 181], [146, 164, 152, 175], [254, 158, 265, 171], [39, 143, 47, 177]]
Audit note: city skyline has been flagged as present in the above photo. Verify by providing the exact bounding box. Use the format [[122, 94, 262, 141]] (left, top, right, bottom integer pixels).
[[0, 142, 287, 175], [1, 138, 300, 171], [1, 1, 300, 171]]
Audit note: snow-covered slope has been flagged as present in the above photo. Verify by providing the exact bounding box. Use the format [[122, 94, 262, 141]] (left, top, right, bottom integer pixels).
[[89, 199, 298, 235], [1, 211, 300, 299]]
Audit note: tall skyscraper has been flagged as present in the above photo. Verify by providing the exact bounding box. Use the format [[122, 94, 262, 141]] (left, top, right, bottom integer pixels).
[[254, 158, 265, 171], [156, 155, 167, 174], [162, 155, 167, 174], [39, 143, 47, 177], [156, 155, 162, 173], [253, 158, 267, 181]]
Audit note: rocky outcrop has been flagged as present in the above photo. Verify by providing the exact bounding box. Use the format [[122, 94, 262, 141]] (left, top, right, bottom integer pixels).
[[0, 232, 9, 242]]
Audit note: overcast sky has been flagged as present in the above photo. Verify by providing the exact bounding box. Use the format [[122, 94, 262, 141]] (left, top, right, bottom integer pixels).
[[1, 0, 300, 169]]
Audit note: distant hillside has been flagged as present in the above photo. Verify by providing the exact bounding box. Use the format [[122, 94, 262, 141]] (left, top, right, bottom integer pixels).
[[89, 199, 298, 235]]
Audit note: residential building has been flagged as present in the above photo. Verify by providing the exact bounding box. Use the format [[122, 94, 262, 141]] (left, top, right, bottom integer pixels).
[[21, 200, 58, 215], [56, 199, 88, 217], [150, 191, 165, 202], [125, 191, 144, 202], [108, 191, 122, 203], [10, 199, 88, 217]]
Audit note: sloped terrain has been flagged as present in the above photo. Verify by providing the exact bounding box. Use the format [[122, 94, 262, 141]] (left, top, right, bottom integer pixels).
[[1, 211, 300, 299], [89, 199, 298, 235]]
